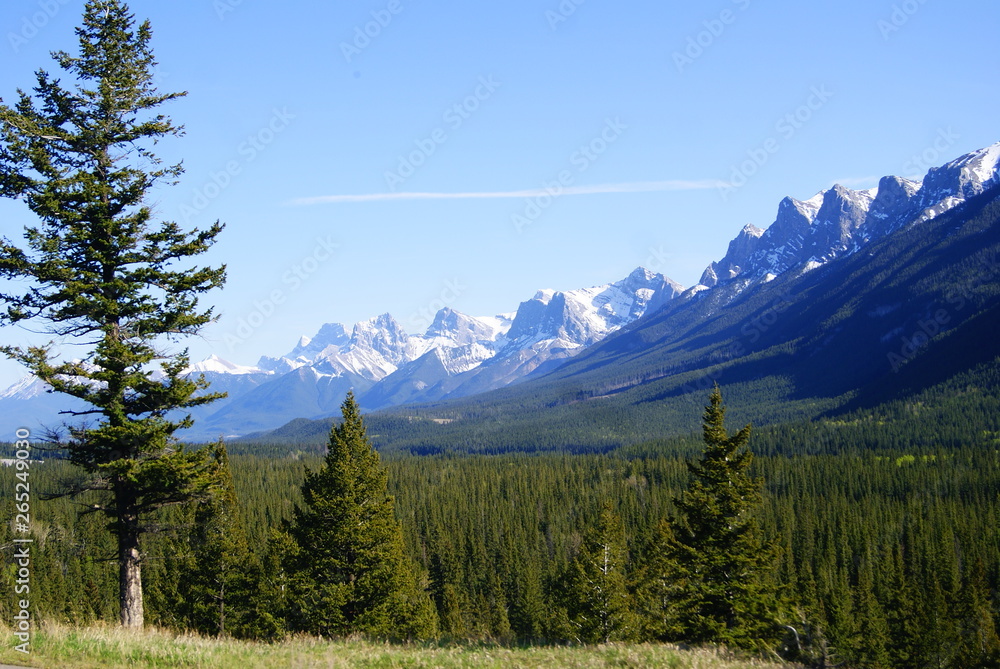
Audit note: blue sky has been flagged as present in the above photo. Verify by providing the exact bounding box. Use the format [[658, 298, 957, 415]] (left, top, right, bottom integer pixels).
[[1, 0, 998, 386]]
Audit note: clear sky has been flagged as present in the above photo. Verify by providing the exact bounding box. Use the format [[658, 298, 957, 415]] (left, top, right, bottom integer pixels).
[[1, 0, 998, 387]]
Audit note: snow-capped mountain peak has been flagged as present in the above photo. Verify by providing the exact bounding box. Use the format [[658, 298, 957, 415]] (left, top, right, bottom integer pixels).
[[285, 322, 350, 362], [0, 374, 49, 401], [533, 289, 556, 305], [504, 269, 682, 350], [921, 141, 1000, 202], [185, 355, 264, 376], [425, 308, 510, 346]]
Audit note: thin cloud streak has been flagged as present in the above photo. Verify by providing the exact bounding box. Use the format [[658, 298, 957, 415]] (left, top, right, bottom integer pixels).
[[288, 180, 727, 206]]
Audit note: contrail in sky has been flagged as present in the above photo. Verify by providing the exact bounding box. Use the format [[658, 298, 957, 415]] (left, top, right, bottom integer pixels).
[[288, 180, 726, 205]]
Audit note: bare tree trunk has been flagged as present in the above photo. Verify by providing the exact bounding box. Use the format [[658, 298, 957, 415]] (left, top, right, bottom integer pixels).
[[120, 550, 144, 628], [117, 483, 144, 629], [119, 526, 144, 628]]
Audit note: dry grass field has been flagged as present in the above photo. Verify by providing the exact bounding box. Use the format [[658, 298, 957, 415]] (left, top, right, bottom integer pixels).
[[0, 624, 795, 669]]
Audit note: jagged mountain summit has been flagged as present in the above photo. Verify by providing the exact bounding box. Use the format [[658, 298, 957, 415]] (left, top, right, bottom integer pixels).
[[700, 142, 1000, 289], [363, 267, 685, 408], [258, 310, 512, 382]]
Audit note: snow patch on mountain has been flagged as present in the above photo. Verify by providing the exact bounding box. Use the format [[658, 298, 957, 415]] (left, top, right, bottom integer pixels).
[[502, 268, 683, 354]]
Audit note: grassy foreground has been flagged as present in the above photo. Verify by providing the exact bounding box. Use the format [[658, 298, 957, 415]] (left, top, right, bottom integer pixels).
[[0, 624, 794, 669]]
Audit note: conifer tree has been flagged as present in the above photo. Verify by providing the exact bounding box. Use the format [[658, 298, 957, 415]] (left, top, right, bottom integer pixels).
[[179, 444, 256, 637], [667, 386, 780, 649], [885, 542, 921, 667], [251, 527, 297, 640], [508, 543, 546, 640], [955, 556, 1000, 669], [0, 0, 225, 628], [562, 502, 636, 644], [428, 530, 468, 638], [286, 392, 437, 639], [464, 529, 511, 639], [852, 552, 891, 668], [635, 518, 684, 641]]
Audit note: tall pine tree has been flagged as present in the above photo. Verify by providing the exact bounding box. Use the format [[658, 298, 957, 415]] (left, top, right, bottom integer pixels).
[[666, 386, 780, 649], [0, 0, 225, 628], [285, 392, 437, 639]]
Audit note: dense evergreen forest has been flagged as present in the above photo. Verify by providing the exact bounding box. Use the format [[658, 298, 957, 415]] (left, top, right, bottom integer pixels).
[[2, 377, 999, 668]]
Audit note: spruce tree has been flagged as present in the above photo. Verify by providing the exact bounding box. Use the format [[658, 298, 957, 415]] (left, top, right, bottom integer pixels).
[[508, 543, 546, 641], [179, 444, 256, 637], [0, 1, 225, 628], [562, 502, 636, 644], [428, 530, 468, 638], [635, 519, 684, 641], [286, 392, 437, 639], [667, 386, 780, 649], [852, 551, 891, 668]]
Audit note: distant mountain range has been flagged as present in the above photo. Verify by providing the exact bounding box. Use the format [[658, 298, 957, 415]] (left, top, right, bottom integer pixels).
[[2, 142, 998, 444], [1, 263, 685, 440]]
